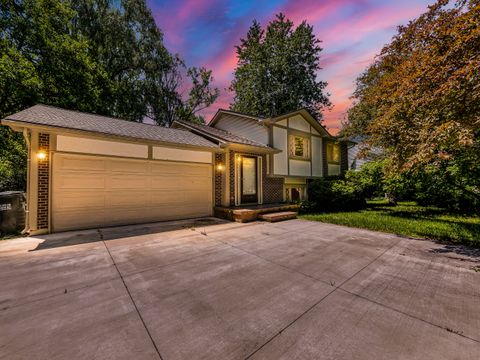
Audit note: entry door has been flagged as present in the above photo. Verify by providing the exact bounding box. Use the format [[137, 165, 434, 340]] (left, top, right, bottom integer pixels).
[[241, 156, 258, 204]]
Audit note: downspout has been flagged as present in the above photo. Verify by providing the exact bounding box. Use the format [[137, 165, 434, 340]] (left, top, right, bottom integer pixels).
[[22, 128, 31, 235]]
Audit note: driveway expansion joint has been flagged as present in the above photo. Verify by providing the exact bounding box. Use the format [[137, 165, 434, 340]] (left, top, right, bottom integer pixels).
[[101, 235, 164, 360]]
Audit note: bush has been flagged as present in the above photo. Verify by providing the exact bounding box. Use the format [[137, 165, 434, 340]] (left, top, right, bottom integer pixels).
[[305, 177, 366, 213]]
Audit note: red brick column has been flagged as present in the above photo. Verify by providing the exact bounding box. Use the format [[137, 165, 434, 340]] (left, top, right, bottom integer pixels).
[[229, 150, 236, 205], [322, 139, 328, 177], [214, 153, 225, 206], [340, 142, 348, 173], [37, 133, 50, 230]]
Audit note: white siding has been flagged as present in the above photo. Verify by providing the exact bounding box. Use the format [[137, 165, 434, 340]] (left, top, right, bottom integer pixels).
[[348, 144, 367, 170], [289, 159, 310, 176], [153, 146, 212, 163], [288, 115, 310, 132], [215, 114, 268, 144], [273, 126, 288, 175], [328, 164, 341, 175], [312, 136, 323, 176], [57, 135, 148, 158]]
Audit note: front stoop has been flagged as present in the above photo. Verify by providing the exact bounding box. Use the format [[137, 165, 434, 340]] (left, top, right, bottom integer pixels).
[[258, 212, 297, 222], [214, 204, 300, 223]]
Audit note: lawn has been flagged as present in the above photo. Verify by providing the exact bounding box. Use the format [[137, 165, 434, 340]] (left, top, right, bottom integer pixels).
[[300, 201, 480, 247]]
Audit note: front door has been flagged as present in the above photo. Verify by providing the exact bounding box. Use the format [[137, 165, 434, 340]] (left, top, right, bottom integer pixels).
[[240, 156, 258, 204]]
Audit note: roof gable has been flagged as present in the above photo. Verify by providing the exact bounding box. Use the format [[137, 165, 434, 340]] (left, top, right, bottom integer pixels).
[[172, 120, 272, 150], [267, 109, 333, 137]]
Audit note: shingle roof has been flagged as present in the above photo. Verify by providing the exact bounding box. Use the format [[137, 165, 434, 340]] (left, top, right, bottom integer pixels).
[[174, 120, 271, 149], [3, 104, 218, 148]]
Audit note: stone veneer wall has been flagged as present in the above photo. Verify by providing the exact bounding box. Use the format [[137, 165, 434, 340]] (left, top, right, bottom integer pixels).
[[37, 133, 50, 230], [229, 150, 284, 206]]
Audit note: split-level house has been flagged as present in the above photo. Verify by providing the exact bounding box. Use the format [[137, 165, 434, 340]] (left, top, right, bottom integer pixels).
[[173, 109, 348, 207], [1, 105, 349, 233]]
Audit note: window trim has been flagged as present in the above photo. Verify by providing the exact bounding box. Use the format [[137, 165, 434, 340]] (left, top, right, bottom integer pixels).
[[326, 142, 341, 164], [288, 134, 310, 160]]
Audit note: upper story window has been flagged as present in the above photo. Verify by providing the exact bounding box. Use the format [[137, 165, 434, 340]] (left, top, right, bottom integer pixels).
[[289, 135, 310, 160], [327, 142, 341, 164]]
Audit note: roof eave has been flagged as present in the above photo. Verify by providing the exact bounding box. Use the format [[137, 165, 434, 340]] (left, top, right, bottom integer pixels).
[[1, 119, 224, 152], [226, 143, 281, 154]]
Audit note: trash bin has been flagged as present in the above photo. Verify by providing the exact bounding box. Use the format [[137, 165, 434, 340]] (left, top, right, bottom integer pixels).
[[0, 191, 26, 236]]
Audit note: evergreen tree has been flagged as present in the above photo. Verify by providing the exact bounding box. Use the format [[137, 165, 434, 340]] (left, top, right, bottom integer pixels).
[[230, 13, 330, 120]]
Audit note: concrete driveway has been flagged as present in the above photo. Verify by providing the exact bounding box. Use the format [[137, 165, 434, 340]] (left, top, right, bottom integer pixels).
[[1, 218, 479, 360]]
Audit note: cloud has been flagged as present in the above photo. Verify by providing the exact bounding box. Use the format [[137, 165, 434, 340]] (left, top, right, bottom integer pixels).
[[149, 0, 431, 130]]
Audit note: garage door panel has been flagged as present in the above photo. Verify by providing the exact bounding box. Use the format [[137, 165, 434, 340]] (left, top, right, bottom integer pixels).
[[53, 153, 213, 232], [58, 157, 107, 172], [108, 160, 149, 173], [106, 192, 151, 207], [109, 175, 150, 190], [53, 210, 107, 231], [54, 192, 106, 210], [57, 174, 107, 189]]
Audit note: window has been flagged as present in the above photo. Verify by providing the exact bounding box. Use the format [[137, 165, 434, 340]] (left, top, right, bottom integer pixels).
[[289, 135, 310, 159], [327, 142, 340, 164]]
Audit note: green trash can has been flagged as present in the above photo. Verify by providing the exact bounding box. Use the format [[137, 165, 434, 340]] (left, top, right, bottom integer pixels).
[[0, 191, 26, 236]]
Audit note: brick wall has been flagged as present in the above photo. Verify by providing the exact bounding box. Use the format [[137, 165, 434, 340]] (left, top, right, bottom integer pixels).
[[229, 150, 284, 205], [214, 153, 225, 206], [322, 139, 328, 176], [263, 176, 284, 203], [229, 150, 236, 205], [37, 133, 50, 230], [340, 142, 348, 173]]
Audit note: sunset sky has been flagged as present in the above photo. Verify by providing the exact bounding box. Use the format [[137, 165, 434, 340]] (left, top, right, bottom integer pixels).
[[148, 0, 432, 133]]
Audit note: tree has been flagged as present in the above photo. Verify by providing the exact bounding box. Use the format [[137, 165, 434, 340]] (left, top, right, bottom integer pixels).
[[344, 0, 480, 209], [230, 13, 330, 120], [0, 0, 108, 191], [0, 0, 219, 190], [71, 0, 219, 125]]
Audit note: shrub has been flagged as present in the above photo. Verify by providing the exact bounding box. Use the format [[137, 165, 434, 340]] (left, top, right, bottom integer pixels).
[[306, 177, 366, 212]]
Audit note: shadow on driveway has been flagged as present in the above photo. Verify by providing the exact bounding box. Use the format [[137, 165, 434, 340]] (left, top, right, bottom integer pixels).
[[30, 217, 228, 251]]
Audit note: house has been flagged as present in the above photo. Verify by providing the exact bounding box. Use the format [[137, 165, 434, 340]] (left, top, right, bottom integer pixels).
[[1, 105, 349, 234]]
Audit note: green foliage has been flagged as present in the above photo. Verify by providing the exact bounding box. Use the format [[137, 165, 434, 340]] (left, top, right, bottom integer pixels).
[[70, 0, 219, 125], [344, 160, 385, 198], [0, 0, 219, 190], [301, 201, 480, 248], [305, 176, 366, 212], [0, 127, 26, 191], [344, 0, 480, 210], [230, 13, 330, 120]]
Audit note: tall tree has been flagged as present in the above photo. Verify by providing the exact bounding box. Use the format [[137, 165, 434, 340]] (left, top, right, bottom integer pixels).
[[0, 0, 108, 191], [230, 13, 330, 120], [71, 0, 218, 125], [0, 0, 218, 191], [344, 0, 480, 206]]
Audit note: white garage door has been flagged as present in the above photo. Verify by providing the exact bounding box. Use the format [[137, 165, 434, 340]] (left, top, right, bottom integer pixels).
[[52, 153, 213, 232]]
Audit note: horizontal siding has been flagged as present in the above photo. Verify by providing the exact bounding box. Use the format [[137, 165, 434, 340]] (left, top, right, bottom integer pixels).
[[215, 114, 268, 145]]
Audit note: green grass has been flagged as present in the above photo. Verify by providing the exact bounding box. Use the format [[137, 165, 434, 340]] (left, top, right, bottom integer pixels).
[[300, 201, 480, 247]]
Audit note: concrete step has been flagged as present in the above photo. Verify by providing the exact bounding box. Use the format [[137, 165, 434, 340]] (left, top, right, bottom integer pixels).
[[258, 211, 297, 222]]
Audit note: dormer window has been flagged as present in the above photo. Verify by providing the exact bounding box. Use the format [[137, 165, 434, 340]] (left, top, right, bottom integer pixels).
[[289, 135, 310, 160]]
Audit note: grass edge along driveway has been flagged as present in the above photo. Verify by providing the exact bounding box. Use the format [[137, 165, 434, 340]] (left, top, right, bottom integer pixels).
[[300, 201, 480, 248]]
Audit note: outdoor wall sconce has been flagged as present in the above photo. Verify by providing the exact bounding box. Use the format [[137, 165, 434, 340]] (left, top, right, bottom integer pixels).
[[216, 164, 225, 171], [37, 151, 47, 160]]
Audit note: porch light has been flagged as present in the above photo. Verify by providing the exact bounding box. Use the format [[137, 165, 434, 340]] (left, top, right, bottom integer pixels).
[[37, 151, 47, 160], [216, 164, 225, 171]]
